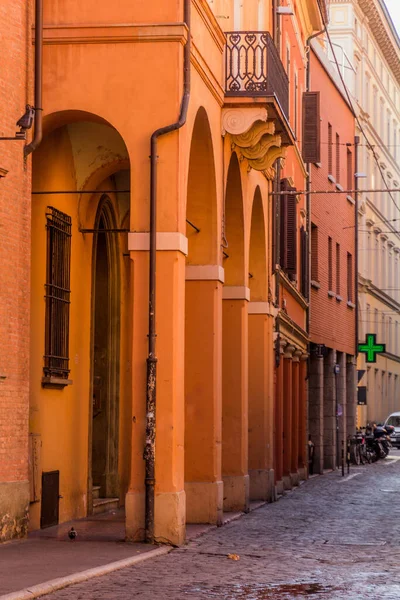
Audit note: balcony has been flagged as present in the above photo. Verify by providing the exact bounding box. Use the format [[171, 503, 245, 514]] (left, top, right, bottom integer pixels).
[[225, 31, 289, 122]]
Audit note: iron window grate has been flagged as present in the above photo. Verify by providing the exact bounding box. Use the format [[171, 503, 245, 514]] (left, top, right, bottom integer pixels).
[[44, 207, 72, 380]]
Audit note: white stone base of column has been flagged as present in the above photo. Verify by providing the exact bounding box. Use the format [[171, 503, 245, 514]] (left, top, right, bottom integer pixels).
[[155, 490, 186, 546], [298, 466, 307, 481], [222, 474, 250, 512], [249, 469, 276, 502], [276, 479, 284, 495], [290, 471, 300, 487], [185, 480, 223, 525], [282, 475, 293, 490], [125, 490, 145, 542]]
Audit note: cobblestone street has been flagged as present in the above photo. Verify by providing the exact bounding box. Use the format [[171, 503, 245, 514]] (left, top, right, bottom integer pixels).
[[44, 451, 400, 600]]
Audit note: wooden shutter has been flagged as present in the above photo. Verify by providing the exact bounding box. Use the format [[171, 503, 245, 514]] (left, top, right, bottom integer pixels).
[[300, 226, 308, 297], [280, 179, 289, 270], [302, 92, 321, 163], [280, 178, 297, 278], [286, 188, 297, 277]]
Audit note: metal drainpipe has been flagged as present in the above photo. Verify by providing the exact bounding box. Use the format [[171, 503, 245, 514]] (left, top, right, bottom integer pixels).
[[25, 0, 43, 157], [145, 0, 191, 544]]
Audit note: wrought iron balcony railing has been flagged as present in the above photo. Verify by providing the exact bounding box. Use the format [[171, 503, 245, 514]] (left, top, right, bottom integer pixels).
[[225, 31, 289, 121]]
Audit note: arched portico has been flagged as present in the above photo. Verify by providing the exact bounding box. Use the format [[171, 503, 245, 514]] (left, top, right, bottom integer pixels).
[[247, 187, 274, 501], [29, 112, 132, 533], [184, 108, 222, 525], [222, 152, 249, 512]]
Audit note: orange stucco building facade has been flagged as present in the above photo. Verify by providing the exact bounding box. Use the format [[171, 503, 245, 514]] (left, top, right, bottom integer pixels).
[[1, 0, 337, 545]]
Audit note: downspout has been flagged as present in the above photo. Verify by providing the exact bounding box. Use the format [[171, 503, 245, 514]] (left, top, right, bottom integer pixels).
[[25, 0, 43, 157], [145, 0, 191, 544]]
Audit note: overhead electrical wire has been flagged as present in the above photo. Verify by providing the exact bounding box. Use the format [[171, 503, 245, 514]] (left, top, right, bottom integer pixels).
[[317, 9, 400, 220]]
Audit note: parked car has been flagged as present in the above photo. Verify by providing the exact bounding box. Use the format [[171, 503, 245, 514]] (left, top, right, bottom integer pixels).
[[384, 412, 400, 448]]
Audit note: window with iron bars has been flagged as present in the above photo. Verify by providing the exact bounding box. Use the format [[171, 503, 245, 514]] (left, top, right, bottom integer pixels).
[[43, 207, 72, 382]]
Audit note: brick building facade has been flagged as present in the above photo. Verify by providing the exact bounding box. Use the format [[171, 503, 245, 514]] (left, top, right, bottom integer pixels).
[[308, 42, 357, 473], [0, 0, 33, 540]]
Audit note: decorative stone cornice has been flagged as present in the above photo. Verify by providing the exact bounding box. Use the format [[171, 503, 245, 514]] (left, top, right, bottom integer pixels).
[[222, 114, 287, 179], [358, 0, 400, 86]]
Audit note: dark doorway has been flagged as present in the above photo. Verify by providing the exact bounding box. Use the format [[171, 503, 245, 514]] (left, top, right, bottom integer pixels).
[[41, 470, 59, 528], [90, 199, 120, 504]]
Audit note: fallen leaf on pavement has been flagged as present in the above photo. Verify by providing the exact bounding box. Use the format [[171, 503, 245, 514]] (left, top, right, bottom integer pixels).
[[227, 553, 240, 561]]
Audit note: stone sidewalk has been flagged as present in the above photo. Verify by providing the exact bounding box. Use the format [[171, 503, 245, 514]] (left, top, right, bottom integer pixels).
[[3, 453, 400, 599]]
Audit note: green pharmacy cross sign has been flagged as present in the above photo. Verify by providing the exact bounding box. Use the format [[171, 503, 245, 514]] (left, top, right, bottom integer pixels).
[[358, 334, 386, 364]]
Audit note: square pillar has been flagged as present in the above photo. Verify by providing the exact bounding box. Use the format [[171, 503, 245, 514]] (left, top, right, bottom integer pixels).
[[298, 356, 308, 479], [248, 304, 275, 502], [323, 349, 337, 471], [337, 352, 347, 465], [222, 287, 249, 512], [184, 270, 223, 525], [291, 353, 301, 483], [274, 351, 284, 492], [346, 355, 357, 436], [282, 348, 294, 489], [308, 352, 324, 474]]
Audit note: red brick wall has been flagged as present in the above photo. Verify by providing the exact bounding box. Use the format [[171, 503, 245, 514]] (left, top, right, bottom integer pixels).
[[309, 49, 356, 356], [0, 0, 32, 485]]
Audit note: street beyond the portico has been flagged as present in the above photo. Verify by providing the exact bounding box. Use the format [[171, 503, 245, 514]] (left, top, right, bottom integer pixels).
[[42, 451, 400, 600]]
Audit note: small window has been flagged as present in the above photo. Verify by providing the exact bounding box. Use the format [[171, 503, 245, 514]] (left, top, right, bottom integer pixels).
[[328, 237, 333, 291], [336, 133, 340, 183], [336, 243, 341, 295], [347, 252, 353, 302], [347, 148, 352, 192], [328, 124, 333, 175], [311, 223, 318, 282], [43, 207, 72, 383]]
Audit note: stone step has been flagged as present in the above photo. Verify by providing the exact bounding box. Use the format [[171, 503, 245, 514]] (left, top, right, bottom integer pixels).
[[93, 497, 119, 515], [92, 486, 101, 500]]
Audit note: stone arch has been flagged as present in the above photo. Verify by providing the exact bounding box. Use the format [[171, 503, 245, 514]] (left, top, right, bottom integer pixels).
[[249, 186, 268, 301], [224, 152, 246, 286], [184, 106, 222, 526], [186, 106, 218, 264], [29, 109, 132, 533]]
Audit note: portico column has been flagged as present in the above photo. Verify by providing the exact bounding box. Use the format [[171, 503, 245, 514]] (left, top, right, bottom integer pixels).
[[274, 341, 286, 493], [126, 232, 187, 546], [291, 350, 302, 484], [248, 302, 275, 502], [308, 350, 324, 475], [346, 355, 357, 436], [222, 286, 249, 512], [298, 355, 308, 479], [337, 352, 347, 464], [324, 349, 337, 470], [283, 345, 295, 490], [184, 265, 223, 525]]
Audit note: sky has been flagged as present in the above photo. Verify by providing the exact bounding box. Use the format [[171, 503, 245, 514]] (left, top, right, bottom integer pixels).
[[384, 0, 400, 35]]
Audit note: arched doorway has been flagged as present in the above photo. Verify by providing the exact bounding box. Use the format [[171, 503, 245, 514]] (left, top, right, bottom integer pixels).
[[29, 112, 131, 532], [91, 197, 121, 503]]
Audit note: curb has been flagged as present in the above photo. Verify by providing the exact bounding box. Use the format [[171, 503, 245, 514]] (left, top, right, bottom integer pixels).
[[0, 546, 172, 600]]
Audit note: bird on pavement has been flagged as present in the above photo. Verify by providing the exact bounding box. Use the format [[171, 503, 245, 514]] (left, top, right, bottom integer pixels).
[[68, 527, 77, 540]]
